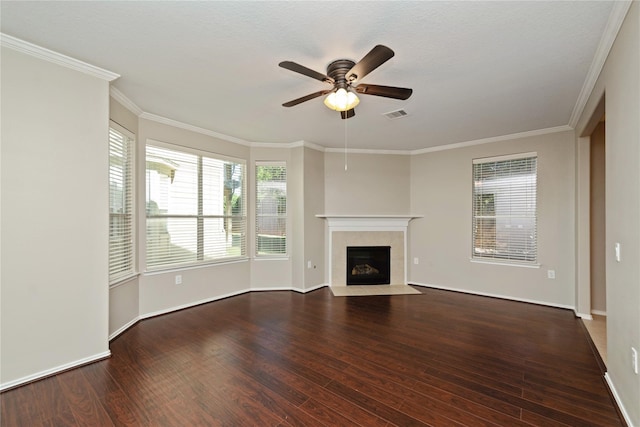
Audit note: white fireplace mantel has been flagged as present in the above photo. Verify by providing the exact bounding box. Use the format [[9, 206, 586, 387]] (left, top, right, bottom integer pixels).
[[317, 215, 423, 286], [316, 214, 423, 230]]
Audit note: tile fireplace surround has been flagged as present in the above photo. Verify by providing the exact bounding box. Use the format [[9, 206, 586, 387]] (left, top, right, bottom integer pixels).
[[317, 215, 422, 286]]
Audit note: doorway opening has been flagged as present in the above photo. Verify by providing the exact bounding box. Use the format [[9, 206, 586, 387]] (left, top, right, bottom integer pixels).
[[578, 95, 607, 367]]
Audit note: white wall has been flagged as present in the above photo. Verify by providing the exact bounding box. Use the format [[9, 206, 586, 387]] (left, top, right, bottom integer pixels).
[[576, 2, 640, 423], [324, 152, 411, 215], [1, 48, 110, 388], [303, 147, 325, 289], [409, 131, 576, 308]]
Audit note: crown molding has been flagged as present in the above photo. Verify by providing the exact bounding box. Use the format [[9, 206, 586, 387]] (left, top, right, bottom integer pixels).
[[0, 33, 119, 82], [245, 140, 326, 152], [292, 140, 327, 152], [109, 86, 143, 116], [139, 112, 253, 147], [137, 112, 327, 151], [324, 147, 412, 155], [252, 140, 308, 150], [411, 125, 574, 155], [138, 118, 571, 155], [568, 1, 632, 127]]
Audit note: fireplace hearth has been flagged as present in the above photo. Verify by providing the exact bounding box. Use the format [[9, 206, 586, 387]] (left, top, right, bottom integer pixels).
[[346, 246, 391, 285]]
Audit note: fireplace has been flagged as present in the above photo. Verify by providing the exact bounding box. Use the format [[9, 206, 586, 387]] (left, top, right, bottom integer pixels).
[[346, 246, 391, 285], [319, 215, 421, 286]]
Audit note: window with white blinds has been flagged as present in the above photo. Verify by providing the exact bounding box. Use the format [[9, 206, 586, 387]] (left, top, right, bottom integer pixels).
[[145, 143, 246, 270], [109, 124, 136, 284], [256, 162, 287, 256], [472, 153, 537, 264]]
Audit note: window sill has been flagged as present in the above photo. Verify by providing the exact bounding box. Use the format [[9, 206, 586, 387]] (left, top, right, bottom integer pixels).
[[470, 258, 540, 269], [253, 256, 290, 261]]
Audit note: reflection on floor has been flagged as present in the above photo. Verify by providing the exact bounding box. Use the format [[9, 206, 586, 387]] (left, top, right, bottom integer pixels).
[[583, 314, 607, 366]]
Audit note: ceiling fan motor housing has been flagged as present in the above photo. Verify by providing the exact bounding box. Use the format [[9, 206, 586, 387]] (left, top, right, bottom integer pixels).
[[327, 59, 356, 90]]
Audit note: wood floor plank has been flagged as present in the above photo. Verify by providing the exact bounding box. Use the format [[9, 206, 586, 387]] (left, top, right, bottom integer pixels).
[[344, 364, 529, 426], [81, 361, 152, 426], [0, 382, 45, 426], [192, 350, 332, 426], [522, 386, 622, 425], [55, 369, 114, 426], [29, 376, 78, 426], [325, 379, 435, 426], [243, 352, 390, 427], [0, 287, 625, 426]]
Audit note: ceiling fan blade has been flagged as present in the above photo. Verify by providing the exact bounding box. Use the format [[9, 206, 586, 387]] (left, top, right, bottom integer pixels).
[[279, 61, 334, 84], [282, 90, 331, 107], [340, 109, 355, 120], [354, 84, 413, 100], [346, 45, 395, 84]]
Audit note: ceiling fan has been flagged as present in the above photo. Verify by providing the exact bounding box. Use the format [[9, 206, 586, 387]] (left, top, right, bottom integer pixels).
[[279, 45, 413, 119]]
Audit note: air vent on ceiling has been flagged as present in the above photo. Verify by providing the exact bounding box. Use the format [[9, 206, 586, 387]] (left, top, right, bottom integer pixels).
[[383, 109, 409, 120]]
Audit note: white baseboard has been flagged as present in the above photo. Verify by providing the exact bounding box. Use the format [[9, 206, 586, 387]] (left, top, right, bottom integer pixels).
[[294, 283, 328, 293], [139, 284, 329, 320], [250, 286, 306, 293], [251, 284, 327, 294], [576, 311, 593, 320], [604, 372, 634, 427], [410, 282, 575, 311], [140, 288, 252, 319], [109, 316, 141, 341], [0, 350, 111, 392], [577, 309, 606, 320]]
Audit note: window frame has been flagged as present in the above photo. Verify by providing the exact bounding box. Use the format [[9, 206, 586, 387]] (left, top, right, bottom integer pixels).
[[109, 121, 137, 286], [145, 139, 247, 271], [471, 152, 538, 266], [255, 161, 288, 258]]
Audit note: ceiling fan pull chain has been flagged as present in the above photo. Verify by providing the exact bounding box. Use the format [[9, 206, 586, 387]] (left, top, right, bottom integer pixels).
[[344, 117, 348, 171]]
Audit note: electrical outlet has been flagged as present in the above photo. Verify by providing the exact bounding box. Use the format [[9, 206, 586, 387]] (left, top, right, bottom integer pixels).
[[632, 347, 638, 374], [547, 270, 556, 279], [175, 275, 182, 285]]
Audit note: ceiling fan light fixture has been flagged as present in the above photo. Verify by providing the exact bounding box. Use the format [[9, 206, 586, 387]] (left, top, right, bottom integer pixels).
[[324, 88, 360, 112]]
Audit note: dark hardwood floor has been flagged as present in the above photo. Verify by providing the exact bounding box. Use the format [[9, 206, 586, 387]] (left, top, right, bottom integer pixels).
[[1, 287, 624, 426]]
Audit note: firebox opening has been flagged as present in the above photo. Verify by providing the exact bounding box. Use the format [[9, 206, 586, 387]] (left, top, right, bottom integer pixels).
[[346, 246, 391, 285]]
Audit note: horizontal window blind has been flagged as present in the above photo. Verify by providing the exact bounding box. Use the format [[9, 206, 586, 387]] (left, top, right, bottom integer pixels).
[[472, 154, 537, 263], [109, 125, 135, 283], [256, 162, 287, 256], [146, 144, 246, 270]]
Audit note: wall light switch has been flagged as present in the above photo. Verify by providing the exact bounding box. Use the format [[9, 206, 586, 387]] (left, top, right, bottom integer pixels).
[[547, 270, 556, 279], [175, 275, 182, 285], [307, 261, 312, 269], [615, 243, 621, 262], [632, 347, 638, 374], [413, 257, 419, 265]]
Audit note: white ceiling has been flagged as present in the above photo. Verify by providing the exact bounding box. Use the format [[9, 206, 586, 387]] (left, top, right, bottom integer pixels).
[[1, 1, 619, 151]]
